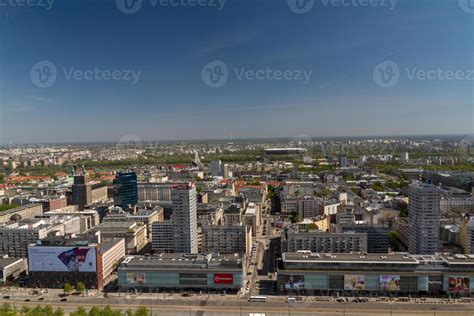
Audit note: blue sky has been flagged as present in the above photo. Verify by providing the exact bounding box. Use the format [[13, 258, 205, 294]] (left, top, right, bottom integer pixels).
[[0, 0, 472, 143]]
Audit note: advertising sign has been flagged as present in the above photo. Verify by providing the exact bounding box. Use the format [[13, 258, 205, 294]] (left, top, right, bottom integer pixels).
[[449, 277, 470, 292], [28, 246, 96, 272], [213, 273, 234, 284], [126, 273, 146, 284], [284, 275, 305, 289], [344, 275, 365, 290], [380, 275, 400, 291]]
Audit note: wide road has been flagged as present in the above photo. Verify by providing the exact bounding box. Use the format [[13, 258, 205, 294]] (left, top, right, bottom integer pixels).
[[4, 296, 474, 316]]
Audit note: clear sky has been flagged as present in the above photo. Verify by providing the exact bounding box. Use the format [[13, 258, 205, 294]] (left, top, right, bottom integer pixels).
[[0, 0, 472, 144]]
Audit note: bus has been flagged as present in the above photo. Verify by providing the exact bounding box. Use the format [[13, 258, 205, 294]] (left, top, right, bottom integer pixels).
[[249, 296, 267, 302]]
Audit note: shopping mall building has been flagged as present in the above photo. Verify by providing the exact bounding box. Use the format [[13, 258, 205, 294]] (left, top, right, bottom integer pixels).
[[117, 253, 244, 292], [278, 251, 474, 297]]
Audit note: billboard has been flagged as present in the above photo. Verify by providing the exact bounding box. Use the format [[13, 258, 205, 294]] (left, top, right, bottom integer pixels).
[[126, 273, 146, 284], [344, 275, 365, 290], [214, 273, 234, 285], [380, 275, 400, 291], [448, 277, 470, 292], [284, 275, 305, 290], [28, 246, 96, 272]]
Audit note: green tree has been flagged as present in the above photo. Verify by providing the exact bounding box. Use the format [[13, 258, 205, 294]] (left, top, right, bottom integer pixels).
[[20, 306, 31, 315], [135, 307, 149, 316], [71, 307, 88, 316], [63, 282, 74, 295], [388, 230, 400, 247], [76, 282, 86, 294], [89, 306, 101, 316], [54, 307, 65, 316]]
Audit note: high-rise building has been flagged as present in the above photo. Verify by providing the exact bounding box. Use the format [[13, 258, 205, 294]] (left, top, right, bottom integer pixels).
[[339, 155, 348, 168], [408, 182, 441, 254], [171, 183, 198, 254], [71, 175, 92, 211], [401, 152, 409, 162], [210, 160, 222, 177], [113, 172, 138, 209]]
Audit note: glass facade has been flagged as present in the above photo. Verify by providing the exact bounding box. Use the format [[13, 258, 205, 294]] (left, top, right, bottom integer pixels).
[[113, 172, 138, 209], [278, 272, 474, 294], [118, 271, 242, 289]]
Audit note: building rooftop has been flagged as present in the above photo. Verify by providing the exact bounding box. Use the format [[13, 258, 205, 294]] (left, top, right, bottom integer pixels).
[[120, 253, 242, 270], [0, 257, 24, 269], [282, 252, 418, 264]]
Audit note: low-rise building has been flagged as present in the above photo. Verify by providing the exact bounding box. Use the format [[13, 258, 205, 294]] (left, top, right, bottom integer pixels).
[[117, 253, 243, 291], [27, 236, 125, 289], [278, 252, 474, 296], [90, 222, 147, 254]]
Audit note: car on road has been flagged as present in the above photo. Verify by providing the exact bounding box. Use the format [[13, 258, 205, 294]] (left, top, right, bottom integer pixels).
[[60, 298, 67, 302], [3, 296, 10, 299]]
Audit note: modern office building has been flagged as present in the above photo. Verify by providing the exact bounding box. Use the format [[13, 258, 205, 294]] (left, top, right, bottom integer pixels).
[[117, 253, 243, 292], [408, 182, 441, 254], [171, 183, 198, 254], [113, 172, 138, 209], [278, 251, 474, 296]]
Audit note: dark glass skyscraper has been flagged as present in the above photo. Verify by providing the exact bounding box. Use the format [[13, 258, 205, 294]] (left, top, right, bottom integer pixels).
[[113, 172, 138, 209]]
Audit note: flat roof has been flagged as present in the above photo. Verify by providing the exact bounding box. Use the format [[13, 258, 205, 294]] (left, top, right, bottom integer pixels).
[[282, 252, 418, 264], [0, 257, 24, 269], [120, 253, 242, 270]]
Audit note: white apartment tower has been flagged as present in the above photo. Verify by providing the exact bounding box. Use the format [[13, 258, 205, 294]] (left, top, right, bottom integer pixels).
[[171, 183, 198, 254], [408, 182, 441, 254]]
